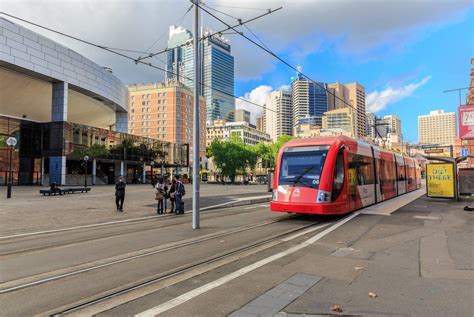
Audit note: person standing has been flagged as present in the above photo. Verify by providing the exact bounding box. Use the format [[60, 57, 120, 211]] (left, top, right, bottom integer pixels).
[[163, 178, 170, 213], [155, 177, 165, 214], [175, 177, 185, 214], [115, 176, 126, 211], [168, 179, 176, 214]]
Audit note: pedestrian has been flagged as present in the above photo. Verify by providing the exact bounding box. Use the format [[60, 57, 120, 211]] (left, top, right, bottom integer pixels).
[[115, 176, 126, 211], [155, 177, 165, 214], [169, 179, 176, 214], [175, 176, 186, 214], [163, 177, 170, 213]]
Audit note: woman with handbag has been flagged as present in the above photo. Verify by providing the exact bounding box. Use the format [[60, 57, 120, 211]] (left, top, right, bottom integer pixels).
[[155, 178, 165, 214]]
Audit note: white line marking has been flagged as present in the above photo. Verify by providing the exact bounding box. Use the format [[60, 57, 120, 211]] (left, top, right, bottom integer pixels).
[[0, 197, 269, 240], [413, 216, 440, 220], [135, 212, 359, 317]]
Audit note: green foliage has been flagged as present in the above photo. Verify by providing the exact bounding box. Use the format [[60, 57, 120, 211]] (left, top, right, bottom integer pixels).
[[254, 135, 295, 169], [207, 135, 258, 183], [71, 144, 109, 160]]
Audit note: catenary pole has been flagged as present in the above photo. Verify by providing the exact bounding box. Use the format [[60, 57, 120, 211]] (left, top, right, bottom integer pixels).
[[192, 0, 200, 229]]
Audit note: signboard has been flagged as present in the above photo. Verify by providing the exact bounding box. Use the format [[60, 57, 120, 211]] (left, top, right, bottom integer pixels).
[[422, 145, 453, 158], [459, 105, 474, 139], [426, 163, 455, 198], [461, 147, 469, 156]]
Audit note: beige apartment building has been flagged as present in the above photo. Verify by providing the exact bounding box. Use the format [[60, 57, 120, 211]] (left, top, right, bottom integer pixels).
[[328, 82, 366, 138], [256, 116, 264, 132], [418, 110, 456, 145], [322, 107, 356, 138], [264, 90, 292, 142], [206, 119, 271, 146], [127, 81, 207, 161]]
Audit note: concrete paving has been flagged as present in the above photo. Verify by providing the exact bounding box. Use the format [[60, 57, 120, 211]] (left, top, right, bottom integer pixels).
[[0, 184, 269, 236]]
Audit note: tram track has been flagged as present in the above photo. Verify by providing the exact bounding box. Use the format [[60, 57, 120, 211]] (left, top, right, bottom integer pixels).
[[0, 204, 272, 257], [44, 219, 331, 317], [0, 213, 306, 294]]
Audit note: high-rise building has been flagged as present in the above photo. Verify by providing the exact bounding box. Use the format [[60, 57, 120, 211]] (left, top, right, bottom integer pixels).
[[366, 112, 376, 138], [256, 115, 264, 132], [328, 82, 366, 138], [291, 72, 328, 128], [322, 107, 356, 138], [234, 109, 251, 124], [264, 90, 292, 142], [128, 81, 207, 161], [418, 110, 456, 145], [165, 26, 235, 123], [383, 115, 402, 141]]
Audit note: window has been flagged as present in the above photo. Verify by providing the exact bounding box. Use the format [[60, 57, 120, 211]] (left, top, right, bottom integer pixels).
[[142, 101, 146, 106], [131, 96, 135, 100], [332, 151, 345, 201], [141, 94, 145, 99], [146, 101, 150, 105], [147, 94, 150, 98], [131, 109, 135, 113], [348, 154, 375, 185], [131, 102, 135, 106], [158, 100, 161, 104], [163, 92, 167, 97]]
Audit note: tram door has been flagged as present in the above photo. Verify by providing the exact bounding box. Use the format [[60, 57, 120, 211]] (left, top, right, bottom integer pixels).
[[347, 152, 358, 211]]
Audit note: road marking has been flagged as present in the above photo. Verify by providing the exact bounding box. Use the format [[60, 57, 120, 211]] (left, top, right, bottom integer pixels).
[[244, 206, 259, 210], [359, 188, 425, 216], [135, 212, 359, 317], [0, 197, 269, 240], [413, 216, 440, 220]]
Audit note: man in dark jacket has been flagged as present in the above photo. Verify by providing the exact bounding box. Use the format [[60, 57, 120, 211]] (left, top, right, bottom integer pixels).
[[115, 176, 126, 211]]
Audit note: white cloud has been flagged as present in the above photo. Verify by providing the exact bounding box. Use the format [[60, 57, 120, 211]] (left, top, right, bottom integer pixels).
[[1, 0, 470, 83], [366, 76, 431, 113], [235, 85, 273, 123]]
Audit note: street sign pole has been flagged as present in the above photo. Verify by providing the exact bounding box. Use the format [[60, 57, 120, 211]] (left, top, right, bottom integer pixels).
[[192, 0, 200, 229]]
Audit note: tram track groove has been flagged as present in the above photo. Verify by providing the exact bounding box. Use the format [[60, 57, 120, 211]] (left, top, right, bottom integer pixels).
[[0, 205, 273, 257], [0, 214, 303, 293], [43, 220, 331, 317]]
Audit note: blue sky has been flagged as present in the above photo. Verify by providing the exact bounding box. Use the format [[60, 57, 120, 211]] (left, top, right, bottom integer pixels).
[[235, 6, 474, 143]]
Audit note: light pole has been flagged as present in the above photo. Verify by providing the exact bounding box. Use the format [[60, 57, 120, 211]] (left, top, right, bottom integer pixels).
[[150, 160, 155, 184], [83, 155, 89, 187], [6, 137, 17, 199]]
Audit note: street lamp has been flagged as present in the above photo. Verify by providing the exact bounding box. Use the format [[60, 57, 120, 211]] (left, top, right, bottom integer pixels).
[[6, 137, 17, 199], [83, 155, 89, 187], [150, 160, 155, 184]]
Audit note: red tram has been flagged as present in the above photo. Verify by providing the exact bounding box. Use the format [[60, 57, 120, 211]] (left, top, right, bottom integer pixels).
[[270, 136, 421, 215]]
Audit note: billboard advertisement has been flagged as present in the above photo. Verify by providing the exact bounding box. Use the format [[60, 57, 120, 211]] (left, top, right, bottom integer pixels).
[[459, 105, 474, 139], [426, 163, 455, 198]]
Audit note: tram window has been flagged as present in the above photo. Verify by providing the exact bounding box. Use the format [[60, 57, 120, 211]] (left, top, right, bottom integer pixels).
[[348, 154, 375, 185], [332, 152, 344, 201], [398, 161, 406, 181]]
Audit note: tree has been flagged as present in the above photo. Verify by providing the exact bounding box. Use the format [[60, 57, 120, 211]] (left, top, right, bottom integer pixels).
[[207, 135, 257, 184], [254, 135, 295, 169]]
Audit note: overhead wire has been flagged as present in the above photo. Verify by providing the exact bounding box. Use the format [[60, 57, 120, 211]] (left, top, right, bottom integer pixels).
[[137, 4, 193, 60], [195, 2, 360, 114], [0, 11, 277, 114]]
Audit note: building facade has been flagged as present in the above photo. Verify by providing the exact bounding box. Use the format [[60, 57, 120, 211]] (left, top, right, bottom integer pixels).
[[328, 82, 366, 138], [206, 119, 271, 146], [255, 115, 264, 132], [322, 107, 356, 138], [166, 26, 235, 123], [0, 18, 188, 185], [264, 90, 292, 142], [418, 110, 457, 145], [291, 73, 328, 128], [383, 115, 402, 141], [127, 81, 207, 161], [234, 109, 251, 124]]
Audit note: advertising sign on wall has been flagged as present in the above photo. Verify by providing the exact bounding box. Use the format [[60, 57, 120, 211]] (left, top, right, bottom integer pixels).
[[426, 163, 455, 198], [459, 105, 474, 139]]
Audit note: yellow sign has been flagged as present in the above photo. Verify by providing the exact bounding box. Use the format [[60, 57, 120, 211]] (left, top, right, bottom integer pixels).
[[426, 164, 455, 198]]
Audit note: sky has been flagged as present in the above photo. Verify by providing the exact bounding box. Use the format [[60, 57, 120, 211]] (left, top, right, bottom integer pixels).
[[2, 0, 474, 143]]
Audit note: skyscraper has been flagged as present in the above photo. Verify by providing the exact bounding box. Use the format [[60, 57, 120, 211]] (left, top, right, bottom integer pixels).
[[264, 90, 292, 142], [291, 72, 328, 128], [166, 26, 235, 124], [328, 82, 366, 138], [383, 115, 402, 141], [418, 110, 456, 145]]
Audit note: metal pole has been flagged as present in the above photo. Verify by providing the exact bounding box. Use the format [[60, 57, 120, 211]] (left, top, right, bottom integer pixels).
[[7, 146, 12, 199], [192, 0, 200, 229], [84, 160, 87, 187]]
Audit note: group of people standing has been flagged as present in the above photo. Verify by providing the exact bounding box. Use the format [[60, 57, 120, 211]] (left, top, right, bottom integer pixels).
[[114, 176, 185, 214], [154, 177, 185, 214]]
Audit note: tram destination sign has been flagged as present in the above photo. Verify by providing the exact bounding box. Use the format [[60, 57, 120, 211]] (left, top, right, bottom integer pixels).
[[426, 163, 455, 198]]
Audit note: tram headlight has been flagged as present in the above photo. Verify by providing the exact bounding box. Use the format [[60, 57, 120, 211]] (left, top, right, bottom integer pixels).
[[316, 190, 331, 203], [272, 189, 278, 201]]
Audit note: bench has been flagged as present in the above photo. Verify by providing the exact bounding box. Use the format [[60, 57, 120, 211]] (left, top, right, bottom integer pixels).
[[39, 187, 91, 196]]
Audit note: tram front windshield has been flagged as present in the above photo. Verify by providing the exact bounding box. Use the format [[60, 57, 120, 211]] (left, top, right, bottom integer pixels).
[[279, 146, 329, 189]]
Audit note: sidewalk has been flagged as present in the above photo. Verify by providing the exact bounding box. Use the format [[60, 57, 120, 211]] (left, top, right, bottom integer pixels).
[[224, 196, 474, 317]]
